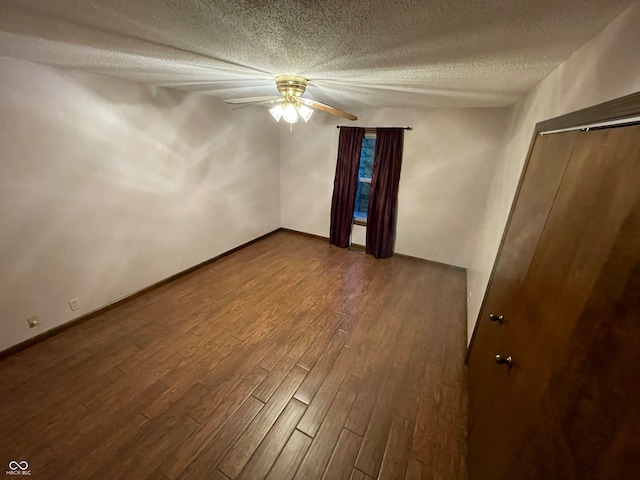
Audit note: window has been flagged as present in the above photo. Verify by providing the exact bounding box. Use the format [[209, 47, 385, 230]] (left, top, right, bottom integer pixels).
[[354, 135, 375, 223]]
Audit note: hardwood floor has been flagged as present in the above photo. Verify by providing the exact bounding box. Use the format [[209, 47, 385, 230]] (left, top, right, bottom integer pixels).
[[0, 231, 468, 480]]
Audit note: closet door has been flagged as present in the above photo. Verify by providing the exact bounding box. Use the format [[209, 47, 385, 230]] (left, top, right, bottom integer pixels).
[[467, 131, 579, 430], [468, 124, 640, 479]]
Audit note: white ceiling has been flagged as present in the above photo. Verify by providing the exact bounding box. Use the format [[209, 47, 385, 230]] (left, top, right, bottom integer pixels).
[[0, 0, 636, 110]]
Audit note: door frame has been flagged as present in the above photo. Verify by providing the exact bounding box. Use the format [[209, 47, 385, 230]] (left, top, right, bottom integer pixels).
[[467, 90, 640, 359]]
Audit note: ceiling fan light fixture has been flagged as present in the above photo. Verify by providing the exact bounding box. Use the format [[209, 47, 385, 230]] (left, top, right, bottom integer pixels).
[[298, 104, 314, 122], [282, 102, 299, 123], [227, 75, 358, 125], [269, 104, 284, 121]]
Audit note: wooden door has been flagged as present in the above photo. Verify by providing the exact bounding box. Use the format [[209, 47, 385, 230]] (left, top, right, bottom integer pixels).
[[468, 124, 640, 479], [467, 131, 579, 431]]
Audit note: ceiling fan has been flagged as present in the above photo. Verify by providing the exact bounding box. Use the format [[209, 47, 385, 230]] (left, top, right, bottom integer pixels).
[[225, 75, 358, 125]]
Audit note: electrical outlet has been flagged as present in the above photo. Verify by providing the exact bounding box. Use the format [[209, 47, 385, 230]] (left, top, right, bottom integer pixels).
[[26, 316, 40, 328], [69, 298, 80, 311]]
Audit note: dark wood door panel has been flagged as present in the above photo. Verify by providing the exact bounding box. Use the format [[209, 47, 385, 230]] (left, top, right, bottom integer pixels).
[[509, 220, 640, 479], [468, 131, 579, 430], [468, 124, 640, 480], [502, 125, 640, 479], [510, 125, 640, 380]]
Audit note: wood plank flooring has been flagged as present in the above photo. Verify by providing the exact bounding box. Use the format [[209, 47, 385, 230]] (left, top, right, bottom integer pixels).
[[0, 231, 468, 479]]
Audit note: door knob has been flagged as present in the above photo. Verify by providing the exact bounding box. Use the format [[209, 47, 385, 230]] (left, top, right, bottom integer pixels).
[[495, 354, 513, 368], [489, 313, 504, 324]]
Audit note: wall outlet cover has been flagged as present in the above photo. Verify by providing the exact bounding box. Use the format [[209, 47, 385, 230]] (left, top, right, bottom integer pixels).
[[69, 298, 80, 311]]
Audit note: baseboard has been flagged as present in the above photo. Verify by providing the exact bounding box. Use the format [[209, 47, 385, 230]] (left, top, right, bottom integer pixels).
[[279, 228, 329, 241], [280, 228, 465, 272], [393, 252, 466, 273], [0, 229, 280, 360]]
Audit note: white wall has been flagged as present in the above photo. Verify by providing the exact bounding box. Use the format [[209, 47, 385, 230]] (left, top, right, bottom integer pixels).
[[280, 107, 511, 268], [0, 57, 281, 351], [466, 2, 640, 342]]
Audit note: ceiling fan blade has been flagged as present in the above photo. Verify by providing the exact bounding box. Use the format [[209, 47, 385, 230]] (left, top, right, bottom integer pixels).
[[301, 98, 358, 121], [230, 98, 281, 110], [225, 96, 280, 105]]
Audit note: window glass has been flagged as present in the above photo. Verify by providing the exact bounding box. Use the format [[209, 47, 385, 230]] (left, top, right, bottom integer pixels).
[[358, 138, 375, 178], [354, 136, 375, 221]]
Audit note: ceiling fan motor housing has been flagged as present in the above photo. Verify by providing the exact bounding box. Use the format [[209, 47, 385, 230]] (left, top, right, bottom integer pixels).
[[276, 75, 308, 99]]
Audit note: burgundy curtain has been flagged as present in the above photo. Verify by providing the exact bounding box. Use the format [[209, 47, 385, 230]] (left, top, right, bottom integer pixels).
[[366, 128, 405, 258], [330, 127, 365, 248]]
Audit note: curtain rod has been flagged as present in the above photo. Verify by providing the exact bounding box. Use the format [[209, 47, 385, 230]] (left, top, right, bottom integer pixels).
[[336, 126, 412, 131]]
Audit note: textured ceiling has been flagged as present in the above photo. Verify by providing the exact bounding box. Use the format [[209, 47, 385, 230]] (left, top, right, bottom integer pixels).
[[0, 0, 636, 110]]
